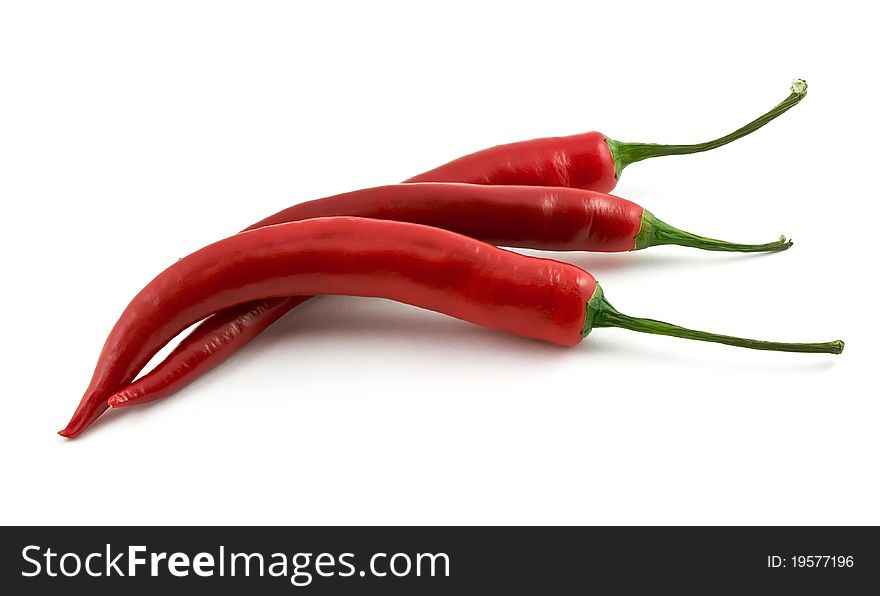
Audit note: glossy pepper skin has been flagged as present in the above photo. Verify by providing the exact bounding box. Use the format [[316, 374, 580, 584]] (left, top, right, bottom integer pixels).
[[405, 132, 618, 192], [61, 218, 596, 437], [99, 184, 641, 412], [252, 183, 643, 252]]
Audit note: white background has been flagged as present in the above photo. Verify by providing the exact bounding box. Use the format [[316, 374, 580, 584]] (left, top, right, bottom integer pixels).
[[1, 1, 876, 525]]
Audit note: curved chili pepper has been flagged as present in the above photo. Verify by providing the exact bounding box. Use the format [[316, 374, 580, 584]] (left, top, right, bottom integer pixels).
[[97, 183, 791, 414], [406, 81, 807, 192], [60, 218, 841, 438], [251, 183, 791, 253]]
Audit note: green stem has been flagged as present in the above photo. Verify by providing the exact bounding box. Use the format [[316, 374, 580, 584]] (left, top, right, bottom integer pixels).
[[634, 210, 793, 253], [605, 79, 808, 178], [583, 285, 844, 355]]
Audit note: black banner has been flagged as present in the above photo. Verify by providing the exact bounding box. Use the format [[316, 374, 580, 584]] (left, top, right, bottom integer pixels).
[[2, 526, 876, 593]]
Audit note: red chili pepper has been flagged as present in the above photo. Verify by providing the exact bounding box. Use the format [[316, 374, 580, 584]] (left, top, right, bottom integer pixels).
[[60, 218, 841, 438], [96, 182, 790, 416], [406, 81, 807, 192], [252, 183, 791, 253]]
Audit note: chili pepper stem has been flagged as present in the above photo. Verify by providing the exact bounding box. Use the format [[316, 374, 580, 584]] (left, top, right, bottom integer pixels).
[[634, 210, 792, 253], [583, 285, 844, 354], [605, 79, 808, 178]]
